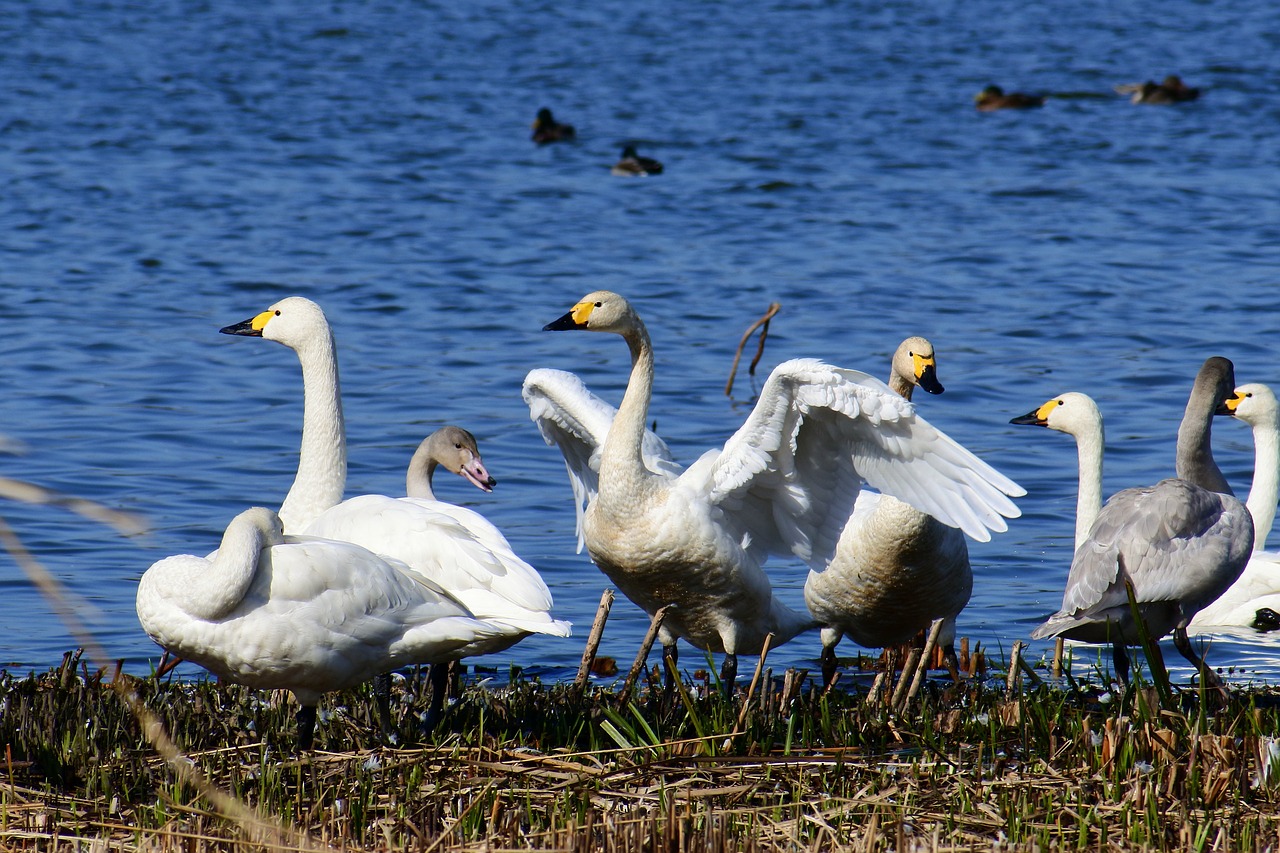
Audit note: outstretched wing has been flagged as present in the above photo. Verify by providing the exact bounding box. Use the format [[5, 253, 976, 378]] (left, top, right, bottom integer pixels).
[[691, 358, 1025, 568], [523, 368, 682, 551]]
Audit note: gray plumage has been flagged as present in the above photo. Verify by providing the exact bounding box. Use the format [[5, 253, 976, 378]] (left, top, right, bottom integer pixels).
[[1031, 357, 1254, 683]]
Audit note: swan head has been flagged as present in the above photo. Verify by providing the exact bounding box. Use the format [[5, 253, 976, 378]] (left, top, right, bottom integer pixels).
[[425, 426, 496, 492], [1217, 383, 1278, 427], [219, 296, 335, 354], [1010, 392, 1102, 437], [544, 291, 640, 336], [891, 336, 944, 396]]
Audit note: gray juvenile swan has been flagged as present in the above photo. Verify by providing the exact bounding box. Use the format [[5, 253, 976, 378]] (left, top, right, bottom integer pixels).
[[527, 291, 1023, 690], [1013, 357, 1254, 686]]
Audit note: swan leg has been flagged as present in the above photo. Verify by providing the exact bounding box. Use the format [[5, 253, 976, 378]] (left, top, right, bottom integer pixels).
[[1112, 642, 1131, 687], [1172, 627, 1224, 690], [662, 642, 679, 693], [373, 672, 396, 744], [941, 642, 961, 683], [821, 642, 839, 690], [296, 704, 318, 752], [719, 653, 738, 697], [421, 663, 450, 734]]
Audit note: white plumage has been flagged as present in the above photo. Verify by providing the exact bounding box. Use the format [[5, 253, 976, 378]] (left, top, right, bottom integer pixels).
[[220, 299, 570, 652], [135, 507, 502, 747], [1190, 383, 1280, 631], [803, 337, 1021, 683], [526, 291, 1025, 687]]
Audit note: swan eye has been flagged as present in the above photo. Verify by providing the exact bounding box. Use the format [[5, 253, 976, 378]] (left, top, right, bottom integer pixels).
[[274, 310, 281, 316], [595, 301, 602, 307]]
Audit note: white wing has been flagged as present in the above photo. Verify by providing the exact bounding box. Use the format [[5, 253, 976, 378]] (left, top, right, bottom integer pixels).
[[687, 358, 1025, 568], [304, 495, 572, 639], [523, 368, 683, 551]]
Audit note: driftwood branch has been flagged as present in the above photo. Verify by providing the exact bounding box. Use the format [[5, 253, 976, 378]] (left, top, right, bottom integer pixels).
[[725, 302, 781, 397]]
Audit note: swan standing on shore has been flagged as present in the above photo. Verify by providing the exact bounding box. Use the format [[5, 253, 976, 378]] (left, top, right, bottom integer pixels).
[[527, 291, 1024, 689], [1013, 358, 1254, 685], [1190, 383, 1280, 631], [136, 507, 501, 749], [220, 298, 569, 730], [806, 337, 1017, 685]]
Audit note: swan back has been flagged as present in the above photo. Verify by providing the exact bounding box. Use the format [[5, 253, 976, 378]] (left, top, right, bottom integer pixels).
[[406, 426, 497, 500], [137, 507, 501, 705]]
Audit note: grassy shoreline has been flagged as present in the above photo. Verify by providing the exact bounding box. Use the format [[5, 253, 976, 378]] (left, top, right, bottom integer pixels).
[[4, 649, 1280, 851]]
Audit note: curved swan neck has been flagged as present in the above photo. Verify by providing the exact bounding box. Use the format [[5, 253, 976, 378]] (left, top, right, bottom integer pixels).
[[405, 444, 437, 500], [1248, 418, 1279, 550], [1175, 359, 1233, 495], [599, 325, 654, 486], [280, 334, 347, 532], [1072, 416, 1105, 551], [179, 519, 266, 621]]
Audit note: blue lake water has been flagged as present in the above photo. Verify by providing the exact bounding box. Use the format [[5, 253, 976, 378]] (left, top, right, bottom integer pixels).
[[2, 0, 1280, 687]]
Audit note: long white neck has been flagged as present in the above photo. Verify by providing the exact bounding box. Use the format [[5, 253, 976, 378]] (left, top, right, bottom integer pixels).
[[1248, 418, 1280, 551], [176, 520, 266, 621], [598, 324, 655, 498], [1071, 417, 1105, 552], [405, 445, 437, 501], [279, 335, 346, 532]]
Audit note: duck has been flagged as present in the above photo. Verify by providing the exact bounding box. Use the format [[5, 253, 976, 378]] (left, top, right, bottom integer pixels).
[[1190, 384, 1280, 631], [611, 146, 664, 176], [1012, 357, 1254, 687], [974, 85, 1045, 111], [525, 291, 1024, 691], [136, 507, 502, 750], [220, 298, 569, 731], [1119, 75, 1201, 105], [532, 107, 576, 143], [806, 337, 1016, 686]]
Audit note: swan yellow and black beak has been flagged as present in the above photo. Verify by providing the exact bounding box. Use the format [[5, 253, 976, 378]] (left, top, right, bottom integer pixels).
[[1215, 390, 1245, 417], [916, 356, 944, 395], [1010, 399, 1059, 427], [543, 300, 595, 331], [220, 309, 276, 338]]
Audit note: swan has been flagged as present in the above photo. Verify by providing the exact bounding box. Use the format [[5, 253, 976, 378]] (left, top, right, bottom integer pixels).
[[136, 507, 503, 750], [1012, 357, 1254, 685], [806, 336, 999, 686], [1189, 383, 1280, 631], [220, 298, 570, 727], [525, 291, 1024, 689]]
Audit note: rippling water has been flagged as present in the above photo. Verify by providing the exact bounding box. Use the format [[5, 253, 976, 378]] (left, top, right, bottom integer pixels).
[[2, 0, 1279, 685]]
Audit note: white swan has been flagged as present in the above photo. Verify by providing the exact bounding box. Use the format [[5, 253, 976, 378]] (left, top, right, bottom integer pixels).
[[136, 507, 502, 749], [1190, 383, 1280, 631], [1012, 357, 1254, 685], [525, 291, 1024, 688], [805, 336, 1002, 685], [304, 426, 573, 648], [220, 298, 571, 726]]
